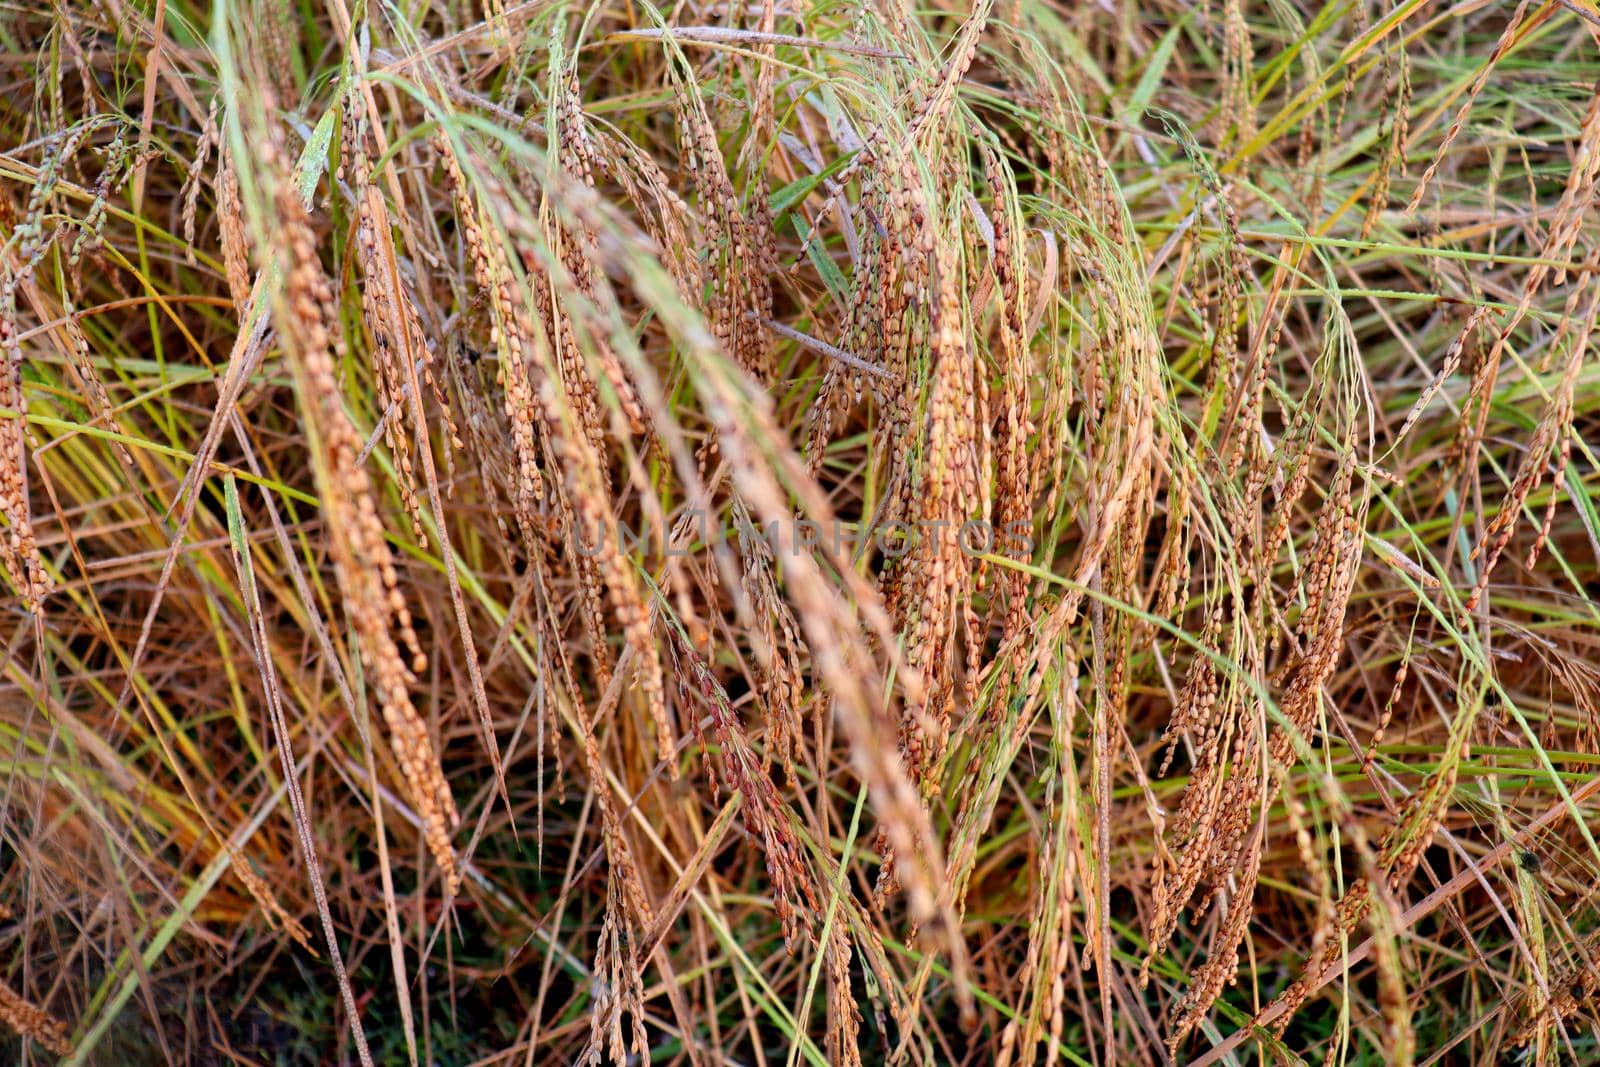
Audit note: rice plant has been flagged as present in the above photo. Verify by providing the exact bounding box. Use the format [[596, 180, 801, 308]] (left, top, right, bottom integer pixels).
[[3, 1, 1600, 1063]]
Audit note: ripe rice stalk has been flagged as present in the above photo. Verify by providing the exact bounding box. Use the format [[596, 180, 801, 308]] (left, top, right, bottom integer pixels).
[[343, 105, 432, 545], [824, 918, 864, 1067], [984, 143, 1035, 647], [548, 29, 649, 439], [731, 496, 806, 783], [671, 620, 820, 951], [439, 122, 676, 778], [0, 980, 71, 1059], [261, 134, 461, 895], [994, 643, 1083, 1067], [666, 45, 775, 381], [880, 220, 981, 805], [569, 649, 659, 1067], [1360, 34, 1412, 242], [178, 99, 218, 262], [0, 127, 92, 612], [216, 152, 253, 314], [1405, 0, 1542, 214], [1218, 0, 1259, 157], [436, 134, 549, 548]]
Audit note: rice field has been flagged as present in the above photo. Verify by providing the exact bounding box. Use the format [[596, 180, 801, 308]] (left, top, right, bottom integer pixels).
[[3, 1, 1600, 1063]]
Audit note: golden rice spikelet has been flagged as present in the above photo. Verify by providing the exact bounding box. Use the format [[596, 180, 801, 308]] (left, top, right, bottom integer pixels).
[[1270, 447, 1364, 767], [587, 868, 650, 1067], [1146, 446, 1363, 1033], [532, 209, 611, 482], [1144, 616, 1233, 972], [263, 136, 460, 895], [0, 129, 86, 612], [985, 146, 1034, 643], [593, 130, 703, 304], [0, 325, 49, 610], [997, 651, 1083, 1067], [1360, 42, 1412, 241], [437, 133, 672, 775], [217, 152, 254, 314], [343, 105, 461, 547], [1218, 0, 1257, 154], [669, 57, 773, 379], [899, 226, 979, 791], [550, 35, 648, 437], [229, 849, 312, 950], [437, 134, 547, 546], [1469, 246, 1598, 608], [805, 130, 897, 471], [509, 265, 670, 769], [575, 466, 672, 776], [577, 720, 653, 1066], [1167, 805, 1265, 1048], [906, 0, 992, 147], [825, 921, 864, 1067], [732, 498, 806, 783], [671, 624, 818, 950], [1445, 91, 1600, 555], [704, 377, 959, 953], [179, 100, 219, 262], [1406, 0, 1538, 213], [67, 127, 132, 277], [55, 307, 130, 466], [0, 980, 71, 1058]]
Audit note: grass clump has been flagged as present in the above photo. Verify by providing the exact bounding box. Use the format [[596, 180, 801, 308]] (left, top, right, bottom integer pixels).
[[3, 1, 1600, 1064]]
